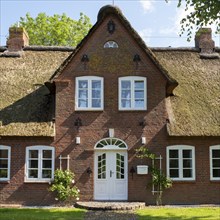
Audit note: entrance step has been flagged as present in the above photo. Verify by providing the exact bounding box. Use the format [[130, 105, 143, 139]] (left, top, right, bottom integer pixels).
[[75, 201, 145, 210]]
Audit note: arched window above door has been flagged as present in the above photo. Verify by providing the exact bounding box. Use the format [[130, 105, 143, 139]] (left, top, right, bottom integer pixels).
[[95, 138, 127, 150]]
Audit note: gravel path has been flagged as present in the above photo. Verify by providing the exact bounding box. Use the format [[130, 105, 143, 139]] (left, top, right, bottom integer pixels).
[[84, 210, 137, 220]]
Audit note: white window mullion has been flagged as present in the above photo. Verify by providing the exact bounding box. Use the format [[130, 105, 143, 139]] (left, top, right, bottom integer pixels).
[[88, 80, 92, 108], [131, 79, 135, 109], [179, 149, 183, 179], [38, 149, 42, 180]]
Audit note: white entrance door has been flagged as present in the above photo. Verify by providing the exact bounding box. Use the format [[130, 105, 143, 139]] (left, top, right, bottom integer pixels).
[[94, 150, 128, 200]]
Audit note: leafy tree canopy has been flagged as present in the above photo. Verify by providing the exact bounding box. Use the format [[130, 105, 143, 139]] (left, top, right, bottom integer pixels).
[[13, 12, 92, 46], [174, 0, 220, 40]]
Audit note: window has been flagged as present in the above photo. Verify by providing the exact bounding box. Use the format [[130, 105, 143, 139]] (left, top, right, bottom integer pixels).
[[0, 146, 11, 181], [25, 146, 55, 182], [167, 145, 195, 181], [119, 76, 147, 110], [104, 41, 118, 48], [75, 76, 104, 110], [210, 145, 220, 180]]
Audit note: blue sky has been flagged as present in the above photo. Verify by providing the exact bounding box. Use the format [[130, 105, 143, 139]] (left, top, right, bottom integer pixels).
[[1, 0, 220, 47]]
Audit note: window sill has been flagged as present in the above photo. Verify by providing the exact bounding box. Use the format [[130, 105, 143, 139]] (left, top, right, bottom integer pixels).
[[24, 180, 52, 183], [0, 180, 10, 183], [171, 180, 196, 183], [75, 108, 104, 111]]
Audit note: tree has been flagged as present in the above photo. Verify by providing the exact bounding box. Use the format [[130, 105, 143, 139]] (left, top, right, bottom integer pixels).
[[13, 12, 92, 46], [174, 0, 220, 40]]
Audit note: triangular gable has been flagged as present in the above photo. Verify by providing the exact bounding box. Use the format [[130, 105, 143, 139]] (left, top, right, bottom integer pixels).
[[50, 5, 178, 96]]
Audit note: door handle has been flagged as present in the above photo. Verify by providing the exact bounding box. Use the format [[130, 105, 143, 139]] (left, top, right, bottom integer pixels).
[[110, 170, 114, 177]]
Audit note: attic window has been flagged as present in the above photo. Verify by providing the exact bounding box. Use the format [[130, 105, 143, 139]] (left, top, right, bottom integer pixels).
[[104, 41, 118, 48]]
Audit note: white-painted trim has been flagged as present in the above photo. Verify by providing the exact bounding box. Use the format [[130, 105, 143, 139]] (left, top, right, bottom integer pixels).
[[118, 76, 147, 111], [94, 138, 128, 150], [210, 145, 220, 181], [75, 76, 104, 111], [25, 146, 55, 183], [0, 145, 11, 181], [166, 145, 195, 181], [104, 41, 119, 48]]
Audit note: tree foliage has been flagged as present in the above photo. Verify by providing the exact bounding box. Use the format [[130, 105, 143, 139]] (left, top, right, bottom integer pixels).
[[13, 12, 92, 46], [175, 0, 220, 40]]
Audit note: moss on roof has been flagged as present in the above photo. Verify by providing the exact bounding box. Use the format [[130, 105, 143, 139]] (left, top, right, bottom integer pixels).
[[0, 50, 71, 136], [153, 50, 220, 136]]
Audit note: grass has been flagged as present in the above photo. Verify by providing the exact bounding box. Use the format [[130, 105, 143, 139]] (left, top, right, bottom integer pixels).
[[0, 207, 86, 220], [136, 207, 220, 220]]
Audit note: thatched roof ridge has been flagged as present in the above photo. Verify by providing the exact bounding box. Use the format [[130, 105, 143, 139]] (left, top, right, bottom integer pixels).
[[50, 5, 178, 96], [154, 50, 220, 136]]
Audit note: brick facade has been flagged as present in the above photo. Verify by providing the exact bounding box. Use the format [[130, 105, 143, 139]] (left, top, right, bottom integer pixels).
[[0, 8, 219, 205]]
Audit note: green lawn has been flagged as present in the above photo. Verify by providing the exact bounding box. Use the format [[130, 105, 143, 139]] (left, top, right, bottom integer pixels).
[[0, 207, 86, 220], [136, 207, 220, 220]]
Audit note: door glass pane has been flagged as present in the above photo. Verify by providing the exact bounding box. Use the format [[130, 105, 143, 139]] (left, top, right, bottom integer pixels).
[[0, 150, 8, 158], [97, 153, 106, 179], [116, 153, 125, 179]]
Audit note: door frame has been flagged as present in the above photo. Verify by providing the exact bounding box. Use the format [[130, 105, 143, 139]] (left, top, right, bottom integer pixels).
[[93, 138, 128, 201]]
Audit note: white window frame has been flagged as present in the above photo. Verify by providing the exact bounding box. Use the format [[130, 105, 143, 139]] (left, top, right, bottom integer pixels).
[[0, 145, 11, 181], [25, 146, 55, 183], [210, 145, 220, 181], [104, 41, 118, 48], [166, 145, 195, 181], [75, 76, 104, 111], [118, 76, 147, 110]]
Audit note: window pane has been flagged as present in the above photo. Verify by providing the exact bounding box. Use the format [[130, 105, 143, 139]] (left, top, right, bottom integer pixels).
[[169, 159, 178, 168], [78, 80, 88, 88], [78, 90, 88, 99], [183, 150, 192, 158], [29, 150, 38, 158], [212, 159, 220, 168], [92, 99, 101, 108], [121, 100, 131, 108], [213, 169, 220, 178], [135, 81, 144, 89], [43, 160, 52, 169], [135, 100, 144, 108], [183, 159, 192, 168], [29, 160, 38, 168], [92, 80, 101, 89], [42, 170, 52, 178], [183, 169, 192, 178], [170, 169, 179, 178], [43, 150, 52, 159], [28, 170, 38, 178], [121, 81, 131, 89], [0, 160, 8, 168], [78, 99, 88, 107], [0, 150, 8, 158], [213, 150, 220, 158], [169, 150, 178, 158], [122, 90, 131, 99], [0, 169, 7, 178], [135, 91, 144, 99], [92, 90, 101, 99]]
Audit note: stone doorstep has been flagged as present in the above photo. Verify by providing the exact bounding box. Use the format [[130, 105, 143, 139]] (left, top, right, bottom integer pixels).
[[75, 202, 146, 210]]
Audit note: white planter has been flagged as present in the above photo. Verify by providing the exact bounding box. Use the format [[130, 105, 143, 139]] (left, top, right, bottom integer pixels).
[[137, 165, 148, 175]]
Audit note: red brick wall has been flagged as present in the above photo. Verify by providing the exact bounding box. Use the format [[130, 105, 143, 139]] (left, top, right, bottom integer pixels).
[[0, 14, 219, 205]]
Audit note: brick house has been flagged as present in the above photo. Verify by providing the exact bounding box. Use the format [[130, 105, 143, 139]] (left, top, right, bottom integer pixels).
[[0, 5, 219, 205]]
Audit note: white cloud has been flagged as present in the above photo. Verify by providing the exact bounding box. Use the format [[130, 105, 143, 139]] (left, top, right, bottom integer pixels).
[[138, 28, 153, 45], [139, 0, 154, 13]]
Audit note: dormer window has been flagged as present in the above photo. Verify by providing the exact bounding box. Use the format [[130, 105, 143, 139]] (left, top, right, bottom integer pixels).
[[104, 41, 118, 48]]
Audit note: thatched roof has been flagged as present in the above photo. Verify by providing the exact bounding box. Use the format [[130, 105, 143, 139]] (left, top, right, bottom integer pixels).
[[0, 48, 71, 136], [152, 48, 220, 136]]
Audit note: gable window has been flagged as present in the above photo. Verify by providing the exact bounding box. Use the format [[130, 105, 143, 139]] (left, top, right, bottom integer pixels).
[[167, 145, 195, 181], [75, 76, 104, 110], [210, 145, 220, 180], [104, 41, 118, 48], [0, 146, 11, 181], [25, 146, 55, 182], [119, 76, 147, 110]]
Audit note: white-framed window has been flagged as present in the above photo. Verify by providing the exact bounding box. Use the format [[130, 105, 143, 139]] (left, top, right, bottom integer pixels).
[[104, 41, 118, 48], [167, 145, 195, 181], [119, 76, 147, 110], [0, 145, 11, 181], [210, 145, 220, 180], [75, 76, 104, 110], [25, 146, 55, 182]]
